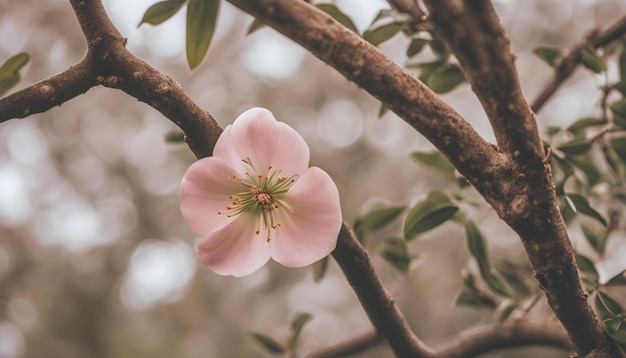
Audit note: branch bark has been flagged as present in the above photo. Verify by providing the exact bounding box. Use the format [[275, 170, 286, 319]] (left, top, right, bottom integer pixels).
[[226, 0, 514, 237], [222, 0, 624, 355], [432, 320, 571, 358], [307, 320, 572, 358], [531, 14, 626, 113], [0, 0, 222, 159], [0, 1, 434, 356], [2, 0, 622, 356], [421, 1, 624, 356], [331, 224, 434, 358]]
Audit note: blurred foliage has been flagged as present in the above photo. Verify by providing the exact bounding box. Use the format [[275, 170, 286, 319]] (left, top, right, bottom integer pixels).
[[0, 52, 30, 97], [1, 0, 626, 358]]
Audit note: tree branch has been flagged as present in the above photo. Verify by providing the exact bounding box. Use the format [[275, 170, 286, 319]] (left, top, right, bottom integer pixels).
[[531, 14, 626, 113], [0, 0, 222, 158], [0, 1, 436, 356], [420, 1, 624, 356], [226, 0, 515, 240], [432, 320, 571, 358], [424, 0, 541, 158], [331, 224, 434, 357], [0, 57, 96, 122], [307, 320, 572, 358], [224, 0, 624, 355]]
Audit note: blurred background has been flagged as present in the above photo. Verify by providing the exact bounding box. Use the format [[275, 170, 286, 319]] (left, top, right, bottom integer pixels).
[[0, 0, 625, 357]]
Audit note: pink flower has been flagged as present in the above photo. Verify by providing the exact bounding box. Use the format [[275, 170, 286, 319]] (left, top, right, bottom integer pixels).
[[180, 108, 342, 277]]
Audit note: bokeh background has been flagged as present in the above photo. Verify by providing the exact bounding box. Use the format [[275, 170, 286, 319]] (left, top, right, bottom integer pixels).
[[0, 0, 625, 357]]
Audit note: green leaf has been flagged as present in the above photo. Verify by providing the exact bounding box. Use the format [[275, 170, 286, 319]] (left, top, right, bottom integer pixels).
[[0, 52, 30, 97], [533, 45, 562, 67], [361, 205, 406, 232], [465, 221, 490, 273], [403, 192, 458, 240], [363, 22, 402, 46], [164, 130, 185, 143], [429, 36, 449, 58], [250, 332, 285, 355], [611, 99, 626, 119], [557, 138, 592, 156], [413, 59, 445, 83], [545, 126, 562, 137], [246, 18, 265, 35], [353, 218, 366, 244], [312, 256, 329, 283], [288, 312, 312, 349], [576, 253, 599, 286], [465, 221, 514, 297], [425, 64, 465, 94], [406, 38, 428, 58], [456, 270, 497, 308], [495, 299, 518, 321], [606, 319, 626, 345], [138, 0, 186, 26], [596, 290, 624, 319], [316, 4, 358, 34], [378, 103, 389, 117], [566, 117, 607, 135], [566, 194, 607, 226], [568, 156, 602, 188], [456, 287, 497, 308], [611, 137, 626, 165], [551, 155, 575, 180], [581, 224, 606, 255], [601, 144, 624, 179], [186, 0, 219, 69], [495, 261, 533, 298], [618, 46, 626, 95], [580, 47, 607, 73], [607, 270, 626, 286], [410, 150, 455, 177], [379, 237, 414, 274]]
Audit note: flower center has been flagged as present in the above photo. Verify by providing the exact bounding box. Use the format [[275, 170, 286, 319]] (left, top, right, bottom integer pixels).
[[218, 158, 297, 242]]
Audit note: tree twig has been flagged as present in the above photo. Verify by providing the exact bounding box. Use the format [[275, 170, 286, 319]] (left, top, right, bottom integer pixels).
[[0, 57, 96, 122], [432, 320, 571, 358], [331, 224, 434, 357], [531, 14, 626, 113], [307, 320, 572, 358]]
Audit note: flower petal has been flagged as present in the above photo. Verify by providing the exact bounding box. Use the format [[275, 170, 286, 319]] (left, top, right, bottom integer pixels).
[[216, 108, 310, 176], [180, 156, 243, 235], [271, 167, 342, 267], [197, 214, 272, 277]]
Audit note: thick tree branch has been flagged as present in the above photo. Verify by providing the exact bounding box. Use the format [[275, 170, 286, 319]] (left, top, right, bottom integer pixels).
[[0, 1, 436, 356], [421, 1, 624, 356], [331, 224, 434, 358], [532, 14, 626, 113], [224, 0, 624, 355], [226, 0, 515, 238], [424, 0, 541, 158]]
